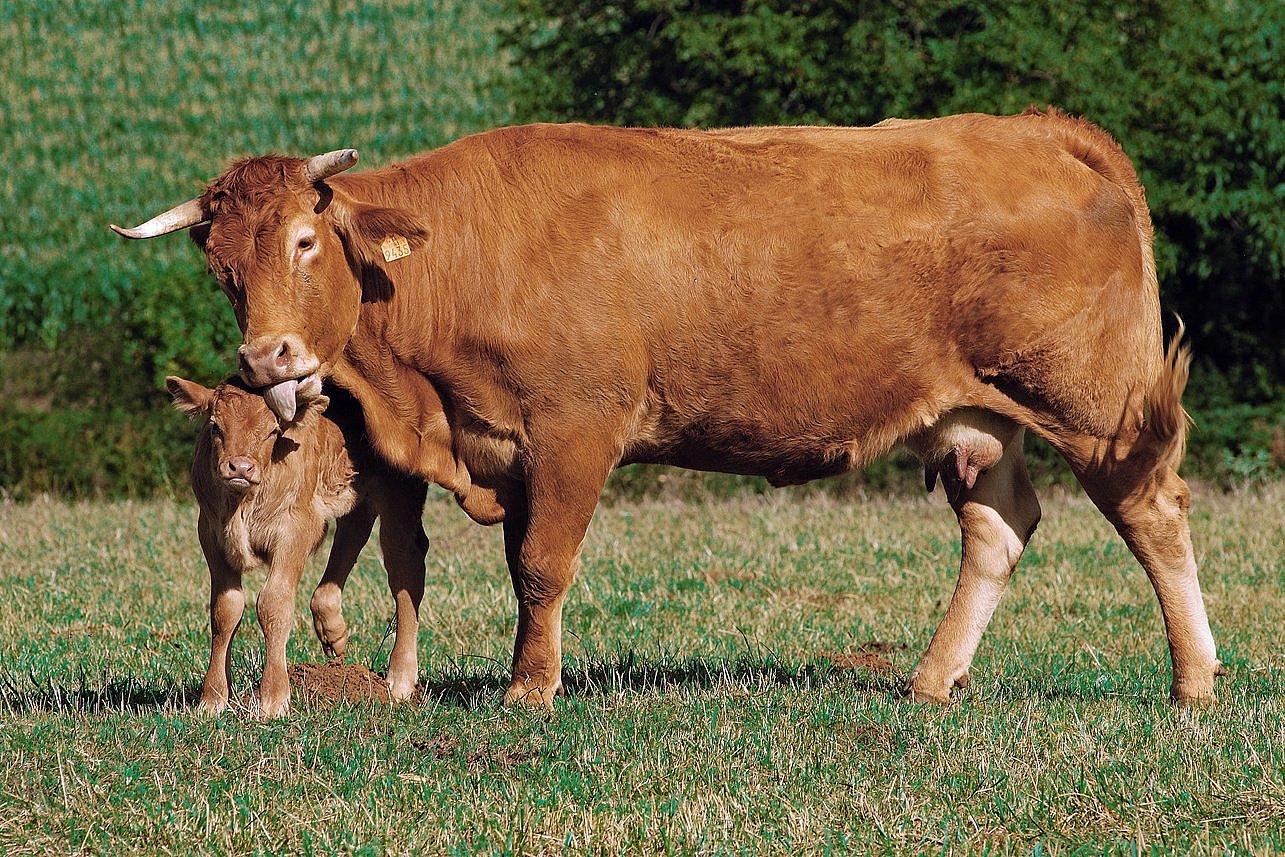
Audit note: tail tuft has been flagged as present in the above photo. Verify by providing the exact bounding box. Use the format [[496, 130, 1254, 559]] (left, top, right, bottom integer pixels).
[[1145, 319, 1192, 468]]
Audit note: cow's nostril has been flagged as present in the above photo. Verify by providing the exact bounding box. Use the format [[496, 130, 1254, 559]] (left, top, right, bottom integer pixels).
[[274, 340, 291, 368]]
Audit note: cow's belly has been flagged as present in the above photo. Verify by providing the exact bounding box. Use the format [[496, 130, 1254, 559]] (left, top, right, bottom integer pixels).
[[622, 377, 946, 485], [623, 431, 859, 486]]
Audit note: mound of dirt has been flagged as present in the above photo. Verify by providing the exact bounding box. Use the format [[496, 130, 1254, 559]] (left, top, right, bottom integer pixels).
[[288, 662, 400, 705], [820, 641, 906, 674]]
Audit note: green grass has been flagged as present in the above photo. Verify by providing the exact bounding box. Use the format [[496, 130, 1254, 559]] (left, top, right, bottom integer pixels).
[[1, 0, 511, 357], [2, 486, 1282, 854]]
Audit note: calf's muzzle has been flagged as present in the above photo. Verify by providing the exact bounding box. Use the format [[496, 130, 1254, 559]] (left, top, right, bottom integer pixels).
[[221, 456, 260, 489]]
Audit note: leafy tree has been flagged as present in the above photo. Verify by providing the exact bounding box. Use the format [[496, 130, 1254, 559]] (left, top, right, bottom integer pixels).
[[502, 0, 1284, 398]]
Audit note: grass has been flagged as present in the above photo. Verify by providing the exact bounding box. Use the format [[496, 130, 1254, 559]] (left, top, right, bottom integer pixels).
[[1, 0, 512, 353], [1, 484, 1282, 854]]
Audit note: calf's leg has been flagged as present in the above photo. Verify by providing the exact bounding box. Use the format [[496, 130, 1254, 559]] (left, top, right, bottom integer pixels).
[[256, 539, 313, 718], [310, 500, 377, 660], [197, 519, 245, 716], [908, 420, 1041, 703]]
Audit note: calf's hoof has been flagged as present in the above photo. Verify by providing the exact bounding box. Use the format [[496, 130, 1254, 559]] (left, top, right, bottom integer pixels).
[[196, 695, 229, 717], [906, 686, 953, 705], [255, 696, 291, 719], [905, 669, 968, 705]]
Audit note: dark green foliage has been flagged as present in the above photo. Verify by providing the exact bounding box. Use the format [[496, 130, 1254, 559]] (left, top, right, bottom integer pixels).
[[501, 0, 1284, 416], [0, 400, 195, 500]]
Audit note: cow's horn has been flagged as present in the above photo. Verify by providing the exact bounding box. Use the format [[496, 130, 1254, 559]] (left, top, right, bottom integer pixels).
[[110, 198, 207, 240], [304, 149, 358, 183]]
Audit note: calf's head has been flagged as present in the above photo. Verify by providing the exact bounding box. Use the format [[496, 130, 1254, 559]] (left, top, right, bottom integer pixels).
[[115, 151, 427, 421], [167, 376, 329, 495]]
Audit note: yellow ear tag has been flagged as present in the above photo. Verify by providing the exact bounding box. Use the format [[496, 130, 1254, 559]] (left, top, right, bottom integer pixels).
[[381, 235, 411, 262]]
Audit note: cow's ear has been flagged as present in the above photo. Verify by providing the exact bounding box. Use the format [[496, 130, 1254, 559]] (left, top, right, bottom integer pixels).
[[166, 376, 215, 417], [328, 199, 429, 268]]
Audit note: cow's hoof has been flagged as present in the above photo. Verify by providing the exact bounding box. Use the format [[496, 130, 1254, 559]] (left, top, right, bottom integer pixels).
[[321, 632, 349, 661], [502, 678, 559, 710], [1170, 660, 1224, 707]]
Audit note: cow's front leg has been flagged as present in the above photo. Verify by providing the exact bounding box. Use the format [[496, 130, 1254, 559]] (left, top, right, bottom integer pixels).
[[256, 540, 312, 718], [370, 479, 430, 702], [197, 517, 244, 716], [502, 440, 613, 709]]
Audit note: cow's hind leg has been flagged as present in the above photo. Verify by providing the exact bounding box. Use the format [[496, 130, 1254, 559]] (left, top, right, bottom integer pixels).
[[1062, 436, 1220, 703], [907, 413, 1041, 703], [310, 500, 377, 660]]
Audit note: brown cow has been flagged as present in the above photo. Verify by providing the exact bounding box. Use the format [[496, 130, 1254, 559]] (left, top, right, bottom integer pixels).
[[118, 108, 1221, 708], [168, 375, 430, 717]]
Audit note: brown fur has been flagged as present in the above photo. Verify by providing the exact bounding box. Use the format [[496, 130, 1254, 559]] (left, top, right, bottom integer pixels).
[[130, 110, 1219, 706], [169, 376, 430, 717]]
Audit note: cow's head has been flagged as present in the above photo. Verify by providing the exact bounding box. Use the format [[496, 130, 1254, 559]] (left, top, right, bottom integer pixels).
[[167, 375, 329, 494], [115, 151, 427, 421]]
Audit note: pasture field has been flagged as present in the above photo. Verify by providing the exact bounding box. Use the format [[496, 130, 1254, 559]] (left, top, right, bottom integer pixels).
[[1, 0, 510, 361], [1, 486, 1282, 855]]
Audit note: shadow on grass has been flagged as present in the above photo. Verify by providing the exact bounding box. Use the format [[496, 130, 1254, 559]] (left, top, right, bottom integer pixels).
[[0, 669, 200, 714], [417, 649, 908, 709]]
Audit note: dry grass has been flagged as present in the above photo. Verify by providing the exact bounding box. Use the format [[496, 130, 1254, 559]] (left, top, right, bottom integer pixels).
[[0, 484, 1282, 854]]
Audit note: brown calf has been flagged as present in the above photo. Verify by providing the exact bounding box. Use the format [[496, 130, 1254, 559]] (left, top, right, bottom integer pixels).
[[168, 376, 428, 717]]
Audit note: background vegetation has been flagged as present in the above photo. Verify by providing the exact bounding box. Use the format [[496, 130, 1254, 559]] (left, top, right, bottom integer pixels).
[[3, 489, 1282, 852], [1, 0, 1281, 497]]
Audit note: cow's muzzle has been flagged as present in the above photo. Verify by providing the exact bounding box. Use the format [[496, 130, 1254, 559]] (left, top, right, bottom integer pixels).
[[238, 334, 322, 422]]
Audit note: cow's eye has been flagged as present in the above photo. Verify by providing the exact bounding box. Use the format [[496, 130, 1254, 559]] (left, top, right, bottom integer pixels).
[[297, 236, 315, 252]]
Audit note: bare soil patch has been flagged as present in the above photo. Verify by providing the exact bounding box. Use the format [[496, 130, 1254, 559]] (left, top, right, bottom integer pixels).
[[819, 640, 907, 674], [288, 662, 401, 706]]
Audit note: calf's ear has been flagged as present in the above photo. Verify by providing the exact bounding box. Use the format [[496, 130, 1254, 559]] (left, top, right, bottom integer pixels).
[[327, 197, 429, 269], [166, 376, 215, 417]]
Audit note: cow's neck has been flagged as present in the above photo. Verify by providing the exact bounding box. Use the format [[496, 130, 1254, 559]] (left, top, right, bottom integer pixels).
[[334, 157, 528, 468], [334, 307, 471, 496]]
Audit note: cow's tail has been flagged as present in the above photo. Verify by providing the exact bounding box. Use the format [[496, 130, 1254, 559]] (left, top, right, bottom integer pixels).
[[1143, 319, 1193, 470]]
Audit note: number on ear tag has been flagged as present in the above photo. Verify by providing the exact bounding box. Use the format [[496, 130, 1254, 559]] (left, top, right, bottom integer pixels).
[[381, 235, 411, 262]]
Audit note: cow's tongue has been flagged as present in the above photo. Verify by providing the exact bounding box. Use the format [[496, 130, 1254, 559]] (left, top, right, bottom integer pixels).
[[263, 379, 298, 423]]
